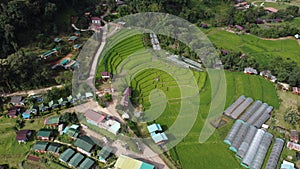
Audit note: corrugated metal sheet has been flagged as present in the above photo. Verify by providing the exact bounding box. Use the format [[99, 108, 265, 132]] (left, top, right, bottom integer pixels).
[[250, 132, 273, 169], [231, 97, 253, 119], [224, 95, 246, 117], [224, 120, 244, 145], [237, 125, 257, 158], [239, 100, 262, 122], [242, 129, 265, 166], [265, 138, 285, 169]]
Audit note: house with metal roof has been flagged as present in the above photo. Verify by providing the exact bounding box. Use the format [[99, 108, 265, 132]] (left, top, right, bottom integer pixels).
[[16, 130, 32, 143], [151, 132, 168, 144], [44, 116, 60, 126], [47, 143, 61, 155], [67, 95, 74, 103], [36, 129, 53, 141], [59, 148, 76, 163], [98, 146, 112, 163], [32, 142, 49, 153], [8, 107, 19, 118], [287, 141, 300, 151], [10, 96, 24, 106], [68, 153, 84, 168], [114, 155, 155, 169], [84, 109, 106, 126], [22, 110, 31, 119], [54, 37, 62, 43], [58, 98, 68, 106], [63, 127, 80, 139], [101, 72, 112, 79], [147, 123, 163, 133], [78, 157, 95, 169], [68, 36, 78, 42], [85, 92, 93, 99], [107, 121, 121, 135], [280, 160, 296, 169], [74, 136, 96, 156], [244, 67, 258, 75], [290, 130, 299, 143]]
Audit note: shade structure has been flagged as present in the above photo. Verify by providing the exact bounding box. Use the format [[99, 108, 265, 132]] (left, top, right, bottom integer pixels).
[[223, 95, 246, 117], [230, 123, 250, 153], [265, 138, 285, 169], [237, 125, 257, 159], [224, 120, 244, 145], [253, 106, 273, 128], [250, 132, 273, 169], [231, 97, 253, 119], [239, 100, 262, 122], [241, 129, 265, 167], [246, 103, 268, 125]]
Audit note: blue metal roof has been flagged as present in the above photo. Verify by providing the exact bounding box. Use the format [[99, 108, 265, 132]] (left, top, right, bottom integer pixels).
[[147, 123, 162, 133], [141, 162, 155, 169], [151, 132, 168, 144]]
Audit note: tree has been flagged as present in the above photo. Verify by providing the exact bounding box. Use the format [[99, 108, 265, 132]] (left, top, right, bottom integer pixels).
[[284, 108, 299, 125], [104, 93, 112, 102]]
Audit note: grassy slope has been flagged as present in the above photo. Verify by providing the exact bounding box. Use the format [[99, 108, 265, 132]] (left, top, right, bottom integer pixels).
[[205, 28, 300, 66], [0, 117, 45, 167]]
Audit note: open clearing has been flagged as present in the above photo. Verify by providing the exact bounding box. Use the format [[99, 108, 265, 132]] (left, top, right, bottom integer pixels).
[[205, 28, 300, 66], [0, 117, 45, 168]]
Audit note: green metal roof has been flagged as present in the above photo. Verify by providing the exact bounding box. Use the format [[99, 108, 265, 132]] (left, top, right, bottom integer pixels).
[[48, 100, 54, 107], [98, 146, 112, 160], [58, 98, 64, 104], [59, 148, 75, 162], [74, 136, 95, 153], [67, 95, 73, 102], [68, 153, 84, 167], [78, 158, 95, 169], [54, 38, 62, 42], [45, 116, 60, 125], [37, 129, 52, 138], [32, 142, 48, 151], [69, 36, 78, 41], [66, 128, 80, 138], [47, 143, 60, 153]]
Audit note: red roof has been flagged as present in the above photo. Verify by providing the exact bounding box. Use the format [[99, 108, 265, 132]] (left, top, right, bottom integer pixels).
[[27, 155, 40, 162], [16, 130, 31, 141], [91, 17, 101, 21], [123, 87, 131, 96], [84, 109, 106, 124], [101, 71, 111, 77], [265, 7, 278, 13], [8, 109, 17, 117], [293, 87, 300, 94]]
